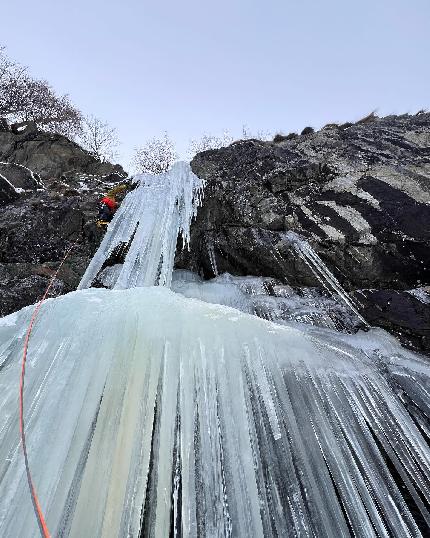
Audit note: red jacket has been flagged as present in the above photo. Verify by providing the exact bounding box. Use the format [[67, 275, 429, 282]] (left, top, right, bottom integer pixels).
[[101, 196, 117, 211]]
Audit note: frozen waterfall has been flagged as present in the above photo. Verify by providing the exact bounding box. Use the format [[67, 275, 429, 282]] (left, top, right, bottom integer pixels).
[[0, 162, 429, 537], [78, 161, 204, 289]]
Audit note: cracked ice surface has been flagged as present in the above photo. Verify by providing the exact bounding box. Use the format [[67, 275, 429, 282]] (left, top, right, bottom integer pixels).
[[0, 287, 429, 537]]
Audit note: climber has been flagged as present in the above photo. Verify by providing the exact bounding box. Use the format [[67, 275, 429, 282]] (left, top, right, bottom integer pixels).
[[97, 184, 128, 227]]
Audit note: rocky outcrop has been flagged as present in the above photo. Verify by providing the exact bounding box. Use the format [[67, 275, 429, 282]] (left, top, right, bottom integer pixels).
[[352, 288, 430, 354], [185, 113, 430, 288], [0, 128, 125, 184], [0, 174, 19, 204], [0, 171, 133, 316], [0, 186, 106, 316], [0, 162, 42, 190], [178, 113, 430, 354], [0, 128, 127, 316]]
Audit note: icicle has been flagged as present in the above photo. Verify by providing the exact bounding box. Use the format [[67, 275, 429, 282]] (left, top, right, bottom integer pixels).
[[172, 271, 363, 331], [206, 234, 219, 277], [78, 162, 204, 290], [0, 288, 429, 536], [282, 231, 369, 326]]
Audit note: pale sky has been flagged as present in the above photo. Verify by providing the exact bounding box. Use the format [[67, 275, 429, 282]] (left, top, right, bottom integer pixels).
[[2, 0, 429, 169]]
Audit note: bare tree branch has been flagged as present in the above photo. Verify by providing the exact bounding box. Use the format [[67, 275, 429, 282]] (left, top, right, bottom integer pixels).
[[241, 124, 272, 141], [0, 46, 82, 138], [78, 115, 119, 162], [188, 130, 233, 158], [132, 133, 177, 174]]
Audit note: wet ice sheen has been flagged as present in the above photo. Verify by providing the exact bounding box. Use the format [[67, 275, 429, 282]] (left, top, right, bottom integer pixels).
[[0, 163, 429, 537]]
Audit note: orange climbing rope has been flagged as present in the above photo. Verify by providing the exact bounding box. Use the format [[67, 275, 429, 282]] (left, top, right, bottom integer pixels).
[[19, 239, 78, 538]]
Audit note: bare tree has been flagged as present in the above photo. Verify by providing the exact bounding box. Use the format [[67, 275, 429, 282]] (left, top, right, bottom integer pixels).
[[0, 47, 82, 137], [241, 124, 272, 141], [241, 124, 252, 139], [188, 130, 233, 158], [188, 127, 273, 159], [78, 115, 119, 162], [0, 47, 28, 119], [132, 133, 177, 174]]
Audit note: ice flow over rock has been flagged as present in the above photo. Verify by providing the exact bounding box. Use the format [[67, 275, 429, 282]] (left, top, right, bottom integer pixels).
[[0, 163, 429, 537], [79, 161, 204, 289]]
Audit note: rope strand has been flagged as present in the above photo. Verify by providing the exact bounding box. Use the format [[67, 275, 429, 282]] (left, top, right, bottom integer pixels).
[[19, 238, 78, 538]]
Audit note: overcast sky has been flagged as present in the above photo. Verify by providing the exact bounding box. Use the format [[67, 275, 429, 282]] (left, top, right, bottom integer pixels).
[[2, 0, 429, 169]]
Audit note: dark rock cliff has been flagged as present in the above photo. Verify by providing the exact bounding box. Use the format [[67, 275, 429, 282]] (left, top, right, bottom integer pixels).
[[178, 113, 430, 354], [0, 128, 127, 315], [0, 128, 125, 181]]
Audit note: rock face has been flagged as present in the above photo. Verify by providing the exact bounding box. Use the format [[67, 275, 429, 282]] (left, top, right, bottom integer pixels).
[[0, 129, 125, 183], [0, 183, 111, 316], [0, 161, 42, 190], [352, 288, 430, 354], [0, 128, 127, 316], [178, 113, 430, 354], [0, 174, 19, 205]]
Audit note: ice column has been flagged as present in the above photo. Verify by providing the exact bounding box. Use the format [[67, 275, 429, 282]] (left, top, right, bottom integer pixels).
[[78, 161, 204, 290]]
